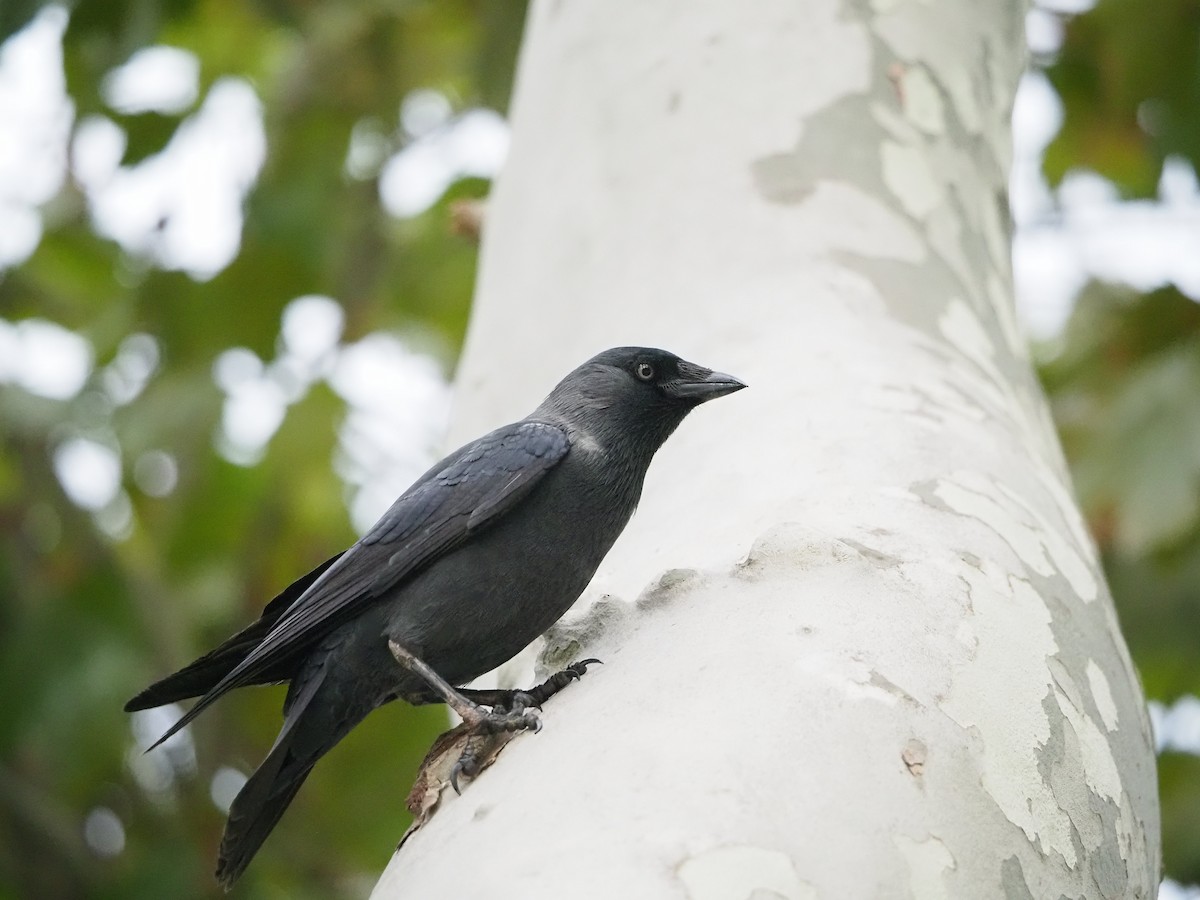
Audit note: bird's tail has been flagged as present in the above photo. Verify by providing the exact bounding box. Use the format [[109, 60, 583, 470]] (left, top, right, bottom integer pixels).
[[216, 750, 314, 890], [125, 616, 283, 712], [124, 553, 343, 712], [215, 666, 329, 890]]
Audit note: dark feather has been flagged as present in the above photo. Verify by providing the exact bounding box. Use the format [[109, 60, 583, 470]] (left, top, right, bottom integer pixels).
[[214, 666, 327, 890], [124, 553, 344, 712], [145, 421, 571, 751]]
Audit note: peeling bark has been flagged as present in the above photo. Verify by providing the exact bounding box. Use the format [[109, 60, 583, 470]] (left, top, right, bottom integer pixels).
[[372, 0, 1160, 896]]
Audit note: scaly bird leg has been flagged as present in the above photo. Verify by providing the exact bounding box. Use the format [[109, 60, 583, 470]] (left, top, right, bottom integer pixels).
[[457, 658, 602, 712], [405, 658, 603, 712], [387, 640, 539, 730]]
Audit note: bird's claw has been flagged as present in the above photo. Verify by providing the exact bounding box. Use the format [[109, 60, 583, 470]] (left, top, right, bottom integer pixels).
[[449, 705, 541, 794], [566, 658, 601, 678], [445, 659, 601, 793], [481, 707, 541, 734], [492, 690, 539, 714], [450, 748, 480, 795]]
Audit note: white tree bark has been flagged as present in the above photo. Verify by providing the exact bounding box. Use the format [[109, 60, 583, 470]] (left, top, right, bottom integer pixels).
[[374, 0, 1160, 897]]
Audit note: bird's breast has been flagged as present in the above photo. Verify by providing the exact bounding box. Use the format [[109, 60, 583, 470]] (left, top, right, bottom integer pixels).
[[383, 450, 645, 685]]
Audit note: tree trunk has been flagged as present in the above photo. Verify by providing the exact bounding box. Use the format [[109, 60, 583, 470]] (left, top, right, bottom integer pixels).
[[373, 0, 1160, 896]]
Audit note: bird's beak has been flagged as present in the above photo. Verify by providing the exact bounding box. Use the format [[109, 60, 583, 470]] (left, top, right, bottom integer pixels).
[[665, 369, 748, 403]]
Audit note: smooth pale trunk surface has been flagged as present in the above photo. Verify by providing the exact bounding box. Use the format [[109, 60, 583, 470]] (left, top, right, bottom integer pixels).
[[374, 0, 1160, 897]]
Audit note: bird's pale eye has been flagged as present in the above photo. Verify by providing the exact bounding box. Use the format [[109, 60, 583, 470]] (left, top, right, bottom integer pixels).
[[635, 362, 655, 381]]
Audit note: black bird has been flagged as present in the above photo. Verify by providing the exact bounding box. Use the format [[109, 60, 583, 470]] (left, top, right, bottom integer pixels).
[[126, 346, 745, 888]]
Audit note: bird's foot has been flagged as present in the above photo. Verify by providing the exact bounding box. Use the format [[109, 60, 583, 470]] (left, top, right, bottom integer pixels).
[[523, 658, 601, 708], [388, 642, 603, 795], [449, 703, 541, 794], [458, 700, 542, 734], [459, 658, 602, 712], [448, 742, 481, 794], [446, 660, 600, 793]]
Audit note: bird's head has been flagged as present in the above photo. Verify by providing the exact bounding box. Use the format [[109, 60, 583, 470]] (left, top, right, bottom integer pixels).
[[538, 346, 746, 451]]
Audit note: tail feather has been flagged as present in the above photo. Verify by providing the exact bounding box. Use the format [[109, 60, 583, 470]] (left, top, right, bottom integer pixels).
[[124, 619, 283, 712], [214, 660, 331, 890], [124, 553, 343, 713], [216, 750, 315, 890]]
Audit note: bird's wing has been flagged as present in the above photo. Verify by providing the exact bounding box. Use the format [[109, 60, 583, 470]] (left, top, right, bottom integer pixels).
[[147, 420, 570, 749]]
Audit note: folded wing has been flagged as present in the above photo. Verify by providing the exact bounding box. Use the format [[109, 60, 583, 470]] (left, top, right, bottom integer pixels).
[[145, 421, 570, 750]]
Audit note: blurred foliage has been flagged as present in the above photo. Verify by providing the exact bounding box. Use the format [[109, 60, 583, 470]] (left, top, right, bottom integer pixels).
[[1044, 0, 1200, 196], [4, 0, 1200, 896], [0, 1, 525, 898], [1038, 0, 1200, 885], [1159, 750, 1200, 884]]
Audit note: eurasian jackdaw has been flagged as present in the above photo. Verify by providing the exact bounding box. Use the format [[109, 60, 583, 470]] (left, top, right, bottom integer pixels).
[[126, 346, 745, 888]]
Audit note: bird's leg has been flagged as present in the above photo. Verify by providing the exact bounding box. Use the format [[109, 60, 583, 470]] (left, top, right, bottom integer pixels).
[[406, 658, 603, 712], [454, 660, 601, 789], [387, 640, 485, 722], [388, 640, 542, 791], [523, 657, 603, 706], [389, 644, 604, 793], [459, 658, 603, 712], [387, 640, 539, 730]]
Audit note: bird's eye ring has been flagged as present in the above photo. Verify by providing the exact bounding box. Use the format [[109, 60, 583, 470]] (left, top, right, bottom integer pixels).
[[635, 362, 655, 381]]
